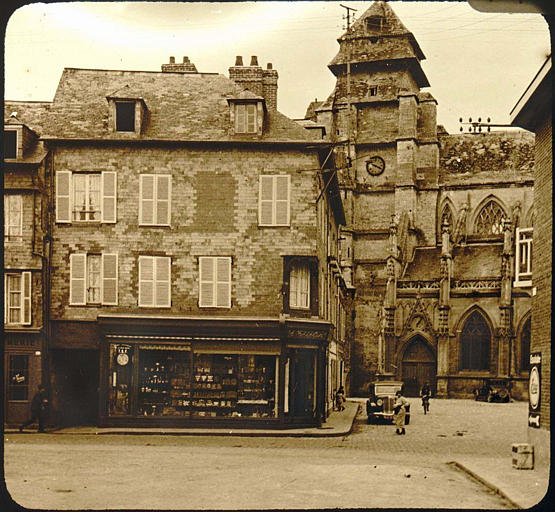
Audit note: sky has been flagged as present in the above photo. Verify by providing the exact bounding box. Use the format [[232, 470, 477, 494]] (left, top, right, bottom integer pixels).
[[4, 1, 551, 133]]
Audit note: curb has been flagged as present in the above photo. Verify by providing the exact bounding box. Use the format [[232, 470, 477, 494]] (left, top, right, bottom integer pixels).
[[447, 461, 522, 509]]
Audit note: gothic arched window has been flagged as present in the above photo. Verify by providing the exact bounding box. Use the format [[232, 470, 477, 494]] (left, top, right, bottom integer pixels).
[[440, 204, 454, 238], [460, 311, 491, 370], [520, 317, 531, 373], [475, 201, 506, 235]]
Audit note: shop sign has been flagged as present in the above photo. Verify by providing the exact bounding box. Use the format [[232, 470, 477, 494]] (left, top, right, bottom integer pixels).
[[528, 352, 541, 428]]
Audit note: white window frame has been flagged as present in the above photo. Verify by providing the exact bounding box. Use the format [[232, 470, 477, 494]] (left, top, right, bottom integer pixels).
[[289, 261, 311, 310], [235, 103, 257, 134], [258, 175, 291, 227], [69, 253, 119, 306], [198, 256, 232, 308], [139, 174, 172, 226], [138, 256, 171, 308], [4, 194, 23, 240], [4, 272, 31, 326], [514, 227, 533, 287], [72, 173, 101, 222]]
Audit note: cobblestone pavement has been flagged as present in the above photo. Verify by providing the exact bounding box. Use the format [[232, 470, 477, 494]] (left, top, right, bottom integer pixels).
[[3, 399, 533, 510]]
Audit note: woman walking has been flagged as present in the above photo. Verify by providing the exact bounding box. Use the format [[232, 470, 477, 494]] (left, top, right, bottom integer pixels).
[[393, 389, 409, 435]]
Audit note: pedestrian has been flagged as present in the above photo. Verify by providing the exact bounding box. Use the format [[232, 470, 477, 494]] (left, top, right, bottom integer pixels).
[[393, 389, 409, 435], [335, 386, 346, 411], [420, 382, 431, 414], [20, 384, 49, 433]]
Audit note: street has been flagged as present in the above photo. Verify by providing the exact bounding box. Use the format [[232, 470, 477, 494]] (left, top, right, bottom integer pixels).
[[4, 399, 529, 509]]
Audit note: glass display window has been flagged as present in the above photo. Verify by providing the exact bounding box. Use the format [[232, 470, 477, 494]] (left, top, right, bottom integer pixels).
[[237, 355, 277, 418], [108, 344, 133, 415]]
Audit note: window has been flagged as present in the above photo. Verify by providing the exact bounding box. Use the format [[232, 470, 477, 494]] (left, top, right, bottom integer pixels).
[[70, 253, 118, 305], [289, 261, 311, 309], [4, 194, 23, 240], [369, 86, 378, 97], [116, 102, 136, 132], [284, 257, 318, 316], [235, 104, 257, 133], [440, 204, 454, 236], [56, 171, 117, 224], [460, 311, 491, 371], [515, 227, 532, 286], [4, 272, 31, 325], [8, 355, 29, 401], [366, 15, 385, 32], [475, 201, 506, 235], [259, 175, 290, 226], [520, 317, 531, 373], [199, 257, 231, 308], [139, 174, 171, 226], [4, 129, 17, 159], [138, 256, 171, 308]]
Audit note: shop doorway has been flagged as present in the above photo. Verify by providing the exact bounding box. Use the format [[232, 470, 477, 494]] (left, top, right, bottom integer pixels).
[[400, 336, 436, 397], [288, 349, 316, 420]]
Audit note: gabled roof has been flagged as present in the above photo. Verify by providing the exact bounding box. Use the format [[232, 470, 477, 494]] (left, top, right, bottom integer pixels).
[[41, 68, 317, 143], [227, 89, 265, 102], [106, 84, 147, 102], [4, 101, 51, 135]]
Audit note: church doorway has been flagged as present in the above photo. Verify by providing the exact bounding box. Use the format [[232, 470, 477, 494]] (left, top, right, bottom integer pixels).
[[400, 336, 436, 397]]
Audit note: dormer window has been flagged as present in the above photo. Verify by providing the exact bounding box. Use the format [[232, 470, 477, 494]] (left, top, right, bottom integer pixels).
[[4, 129, 17, 159], [366, 15, 385, 33], [235, 104, 257, 133], [107, 87, 147, 136], [227, 91, 265, 136], [369, 86, 378, 97], [115, 102, 136, 132]]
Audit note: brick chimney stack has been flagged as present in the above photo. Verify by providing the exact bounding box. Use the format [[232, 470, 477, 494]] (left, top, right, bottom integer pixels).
[[229, 56, 278, 111], [161, 56, 198, 73], [262, 62, 278, 111]]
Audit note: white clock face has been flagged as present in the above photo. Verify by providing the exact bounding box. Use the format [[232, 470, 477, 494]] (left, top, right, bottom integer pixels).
[[117, 353, 129, 366]]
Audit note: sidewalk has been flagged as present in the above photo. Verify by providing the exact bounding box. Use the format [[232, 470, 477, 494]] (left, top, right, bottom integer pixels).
[[6, 400, 361, 438]]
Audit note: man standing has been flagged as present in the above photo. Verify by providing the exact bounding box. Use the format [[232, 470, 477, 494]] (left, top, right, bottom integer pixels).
[[20, 384, 49, 433]]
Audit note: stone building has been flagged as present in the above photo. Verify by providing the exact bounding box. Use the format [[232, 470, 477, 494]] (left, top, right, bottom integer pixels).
[[4, 55, 351, 428], [305, 1, 535, 398]]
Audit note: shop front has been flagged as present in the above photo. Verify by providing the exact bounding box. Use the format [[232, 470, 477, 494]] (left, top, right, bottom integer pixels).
[[97, 315, 330, 429]]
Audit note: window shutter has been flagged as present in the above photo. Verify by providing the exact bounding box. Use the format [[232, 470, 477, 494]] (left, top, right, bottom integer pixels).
[[22, 272, 32, 325], [139, 175, 155, 225], [56, 171, 72, 223], [289, 266, 298, 309], [246, 104, 256, 133], [3, 275, 6, 324], [235, 104, 245, 133], [275, 175, 290, 225], [199, 257, 215, 307], [155, 257, 171, 307], [101, 253, 118, 305], [138, 256, 154, 307], [70, 254, 87, 305], [156, 175, 171, 225], [101, 172, 117, 223], [216, 257, 231, 308], [259, 175, 274, 225]]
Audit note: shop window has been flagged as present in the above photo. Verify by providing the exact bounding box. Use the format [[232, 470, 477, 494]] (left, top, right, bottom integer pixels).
[[70, 253, 118, 306], [55, 171, 117, 224], [259, 175, 290, 226], [520, 317, 531, 373], [474, 201, 506, 236], [4, 129, 17, 159], [235, 103, 257, 133], [115, 101, 136, 132], [139, 174, 171, 226], [4, 272, 31, 325], [108, 344, 134, 415], [198, 256, 231, 308], [283, 257, 318, 316], [8, 354, 29, 401], [460, 311, 491, 371], [4, 194, 23, 240], [138, 255, 171, 308], [514, 227, 532, 287]]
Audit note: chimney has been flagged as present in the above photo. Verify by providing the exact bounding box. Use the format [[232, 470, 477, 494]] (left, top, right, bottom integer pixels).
[[161, 55, 198, 73], [228, 56, 278, 110], [235, 55, 243, 66], [250, 55, 259, 66], [262, 62, 278, 111]]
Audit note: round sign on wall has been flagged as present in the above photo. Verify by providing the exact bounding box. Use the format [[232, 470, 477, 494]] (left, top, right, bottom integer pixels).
[[529, 366, 540, 410]]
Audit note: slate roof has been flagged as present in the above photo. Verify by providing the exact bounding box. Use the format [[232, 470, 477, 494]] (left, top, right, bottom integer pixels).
[[4, 101, 52, 135], [401, 247, 441, 280], [40, 68, 318, 142]]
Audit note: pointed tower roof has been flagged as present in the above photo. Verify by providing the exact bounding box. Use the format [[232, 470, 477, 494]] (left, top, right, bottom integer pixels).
[[328, 1, 428, 87]]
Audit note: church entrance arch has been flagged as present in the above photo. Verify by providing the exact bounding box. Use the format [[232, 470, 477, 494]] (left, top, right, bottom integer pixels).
[[400, 335, 436, 397]]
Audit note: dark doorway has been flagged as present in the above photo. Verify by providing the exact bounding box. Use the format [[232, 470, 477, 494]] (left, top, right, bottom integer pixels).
[[288, 349, 316, 420], [401, 336, 436, 397]]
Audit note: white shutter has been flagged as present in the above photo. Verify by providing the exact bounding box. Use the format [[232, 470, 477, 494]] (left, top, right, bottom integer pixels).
[[259, 175, 274, 226], [70, 254, 87, 305], [138, 256, 154, 307], [101, 253, 118, 305], [139, 175, 155, 225], [289, 265, 298, 309], [216, 257, 231, 308], [22, 271, 32, 325], [3, 275, 7, 324], [155, 256, 171, 307], [156, 175, 171, 226], [56, 171, 72, 223], [275, 175, 290, 226], [101, 171, 117, 223], [199, 257, 215, 307]]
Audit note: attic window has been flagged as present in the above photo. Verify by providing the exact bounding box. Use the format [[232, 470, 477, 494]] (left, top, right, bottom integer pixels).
[[366, 16, 385, 33], [4, 130, 17, 159], [369, 86, 378, 97], [235, 104, 257, 134], [115, 102, 136, 132]]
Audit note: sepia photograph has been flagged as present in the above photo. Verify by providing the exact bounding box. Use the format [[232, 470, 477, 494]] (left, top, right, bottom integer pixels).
[[2, 0, 552, 509]]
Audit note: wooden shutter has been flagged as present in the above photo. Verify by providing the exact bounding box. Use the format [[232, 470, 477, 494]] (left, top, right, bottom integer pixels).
[[101, 171, 117, 223], [155, 257, 171, 307], [246, 104, 256, 133], [22, 271, 32, 325], [199, 257, 215, 307], [138, 256, 154, 307], [70, 254, 87, 305], [275, 175, 290, 225], [235, 104, 246, 133], [139, 175, 155, 225], [216, 257, 231, 308], [259, 175, 274, 225], [155, 175, 171, 225], [289, 265, 299, 309], [56, 171, 72, 223], [101, 253, 118, 305]]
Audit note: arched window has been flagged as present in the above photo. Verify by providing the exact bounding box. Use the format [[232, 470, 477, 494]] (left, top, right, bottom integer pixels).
[[475, 201, 506, 235], [460, 311, 491, 370], [440, 204, 454, 238], [520, 317, 531, 373]]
